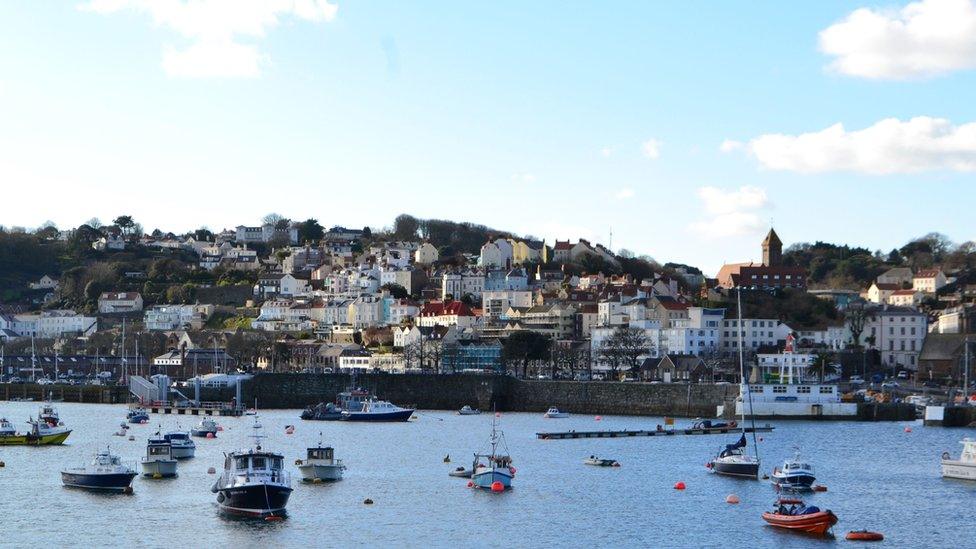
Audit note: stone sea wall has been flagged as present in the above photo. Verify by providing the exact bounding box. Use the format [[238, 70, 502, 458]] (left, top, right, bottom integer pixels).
[[0, 383, 129, 404]]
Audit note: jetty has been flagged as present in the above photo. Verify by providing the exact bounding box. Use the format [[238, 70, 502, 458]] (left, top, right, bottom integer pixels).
[[536, 424, 774, 440]]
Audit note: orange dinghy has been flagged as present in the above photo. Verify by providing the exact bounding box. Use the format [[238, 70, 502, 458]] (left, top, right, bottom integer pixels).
[[761, 498, 838, 537]]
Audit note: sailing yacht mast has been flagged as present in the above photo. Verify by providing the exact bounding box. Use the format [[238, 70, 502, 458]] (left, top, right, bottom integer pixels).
[[30, 332, 37, 382], [737, 287, 760, 472]]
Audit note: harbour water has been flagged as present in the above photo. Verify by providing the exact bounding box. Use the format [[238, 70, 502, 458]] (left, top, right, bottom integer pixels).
[[0, 402, 973, 547]]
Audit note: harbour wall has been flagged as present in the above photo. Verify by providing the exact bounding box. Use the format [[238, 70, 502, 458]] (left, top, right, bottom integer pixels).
[[0, 383, 129, 404], [207, 374, 739, 418]]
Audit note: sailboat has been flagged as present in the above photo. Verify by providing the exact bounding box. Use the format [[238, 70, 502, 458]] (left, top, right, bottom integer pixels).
[[471, 412, 515, 491], [708, 288, 760, 479]]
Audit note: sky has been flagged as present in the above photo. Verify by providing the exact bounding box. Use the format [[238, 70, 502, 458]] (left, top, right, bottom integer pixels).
[[2, 0, 976, 275]]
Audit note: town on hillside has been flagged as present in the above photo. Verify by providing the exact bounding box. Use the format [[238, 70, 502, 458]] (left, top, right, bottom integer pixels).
[[1, 215, 974, 394]]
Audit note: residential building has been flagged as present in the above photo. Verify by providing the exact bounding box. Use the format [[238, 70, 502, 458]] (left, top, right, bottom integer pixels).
[[441, 270, 485, 300], [28, 275, 59, 291], [144, 304, 214, 331], [720, 317, 792, 352], [866, 282, 900, 304], [877, 267, 913, 286], [642, 354, 709, 382], [936, 304, 976, 334], [479, 238, 514, 269], [888, 289, 923, 308], [414, 242, 439, 264], [235, 223, 299, 245], [483, 290, 533, 320], [0, 310, 97, 338], [418, 300, 477, 329], [97, 292, 143, 314], [913, 269, 947, 293], [853, 305, 927, 370]]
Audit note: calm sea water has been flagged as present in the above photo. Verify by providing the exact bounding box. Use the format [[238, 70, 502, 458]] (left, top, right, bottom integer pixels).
[[0, 401, 972, 548]]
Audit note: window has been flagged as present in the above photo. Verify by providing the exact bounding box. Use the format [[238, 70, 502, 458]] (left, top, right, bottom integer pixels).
[[819, 386, 833, 394], [797, 386, 811, 394], [752, 385, 764, 393], [773, 386, 787, 393]]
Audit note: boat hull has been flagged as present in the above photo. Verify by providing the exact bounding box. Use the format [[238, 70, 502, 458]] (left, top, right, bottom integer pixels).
[[472, 467, 513, 490], [458, 410, 481, 416], [0, 429, 71, 446], [298, 463, 343, 482], [762, 511, 838, 536], [342, 409, 415, 422], [191, 429, 217, 437], [170, 445, 195, 459], [216, 483, 292, 517], [772, 473, 816, 490], [61, 471, 137, 492], [942, 460, 976, 480], [141, 459, 178, 478], [710, 460, 760, 478]]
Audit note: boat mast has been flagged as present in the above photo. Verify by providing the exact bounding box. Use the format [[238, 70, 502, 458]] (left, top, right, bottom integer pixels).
[[737, 287, 761, 471], [30, 332, 37, 382]]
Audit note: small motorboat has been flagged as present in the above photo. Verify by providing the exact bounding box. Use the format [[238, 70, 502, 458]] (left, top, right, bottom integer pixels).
[[300, 402, 344, 421], [449, 466, 473, 478], [113, 422, 129, 436], [458, 405, 481, 416], [191, 418, 218, 438], [471, 414, 515, 491], [341, 398, 415, 422], [163, 428, 196, 459], [543, 407, 569, 419], [140, 438, 178, 478], [39, 398, 63, 427], [708, 433, 759, 479], [772, 449, 816, 490], [61, 447, 137, 492], [127, 408, 150, 424], [297, 435, 345, 482], [584, 456, 620, 467], [941, 438, 976, 481], [761, 498, 838, 537]]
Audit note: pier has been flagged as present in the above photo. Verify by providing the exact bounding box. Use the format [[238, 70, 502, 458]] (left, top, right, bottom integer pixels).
[[139, 401, 243, 417], [536, 424, 774, 440]]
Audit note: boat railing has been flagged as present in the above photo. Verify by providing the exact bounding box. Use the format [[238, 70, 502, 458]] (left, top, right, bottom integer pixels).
[[219, 468, 292, 487]]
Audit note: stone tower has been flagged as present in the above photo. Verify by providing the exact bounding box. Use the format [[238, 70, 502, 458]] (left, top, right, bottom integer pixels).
[[762, 228, 782, 267]]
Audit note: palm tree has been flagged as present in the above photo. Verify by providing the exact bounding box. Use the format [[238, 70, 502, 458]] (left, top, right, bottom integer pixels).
[[815, 350, 836, 383]]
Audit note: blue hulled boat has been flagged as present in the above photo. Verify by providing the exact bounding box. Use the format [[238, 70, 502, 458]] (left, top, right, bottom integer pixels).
[[127, 408, 149, 424], [61, 447, 137, 492]]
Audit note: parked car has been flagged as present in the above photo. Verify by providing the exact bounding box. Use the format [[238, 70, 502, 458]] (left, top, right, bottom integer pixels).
[[923, 380, 941, 389], [882, 381, 900, 390], [36, 378, 54, 385], [896, 371, 909, 380]]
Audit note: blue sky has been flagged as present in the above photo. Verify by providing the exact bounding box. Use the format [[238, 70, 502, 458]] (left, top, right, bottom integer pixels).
[[2, 0, 975, 274]]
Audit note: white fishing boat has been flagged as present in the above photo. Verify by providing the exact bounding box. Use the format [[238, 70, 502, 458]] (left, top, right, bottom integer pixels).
[[942, 438, 976, 481], [543, 407, 569, 419], [191, 418, 218, 438], [458, 405, 481, 416], [471, 414, 515, 491], [297, 433, 345, 482], [163, 427, 196, 459], [61, 447, 137, 492], [140, 438, 178, 478]]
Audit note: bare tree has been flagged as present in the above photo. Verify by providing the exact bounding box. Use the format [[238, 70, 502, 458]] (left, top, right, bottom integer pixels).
[[846, 302, 867, 348], [599, 327, 652, 378]]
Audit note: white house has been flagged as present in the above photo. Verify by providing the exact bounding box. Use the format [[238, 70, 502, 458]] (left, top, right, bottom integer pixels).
[[441, 270, 485, 300], [479, 238, 513, 269], [888, 289, 923, 308], [0, 310, 97, 338], [866, 282, 900, 304], [414, 242, 439, 264], [720, 318, 792, 352], [97, 292, 144, 314], [29, 275, 59, 291], [913, 269, 947, 293], [144, 304, 213, 331], [853, 305, 927, 370], [92, 234, 125, 251]]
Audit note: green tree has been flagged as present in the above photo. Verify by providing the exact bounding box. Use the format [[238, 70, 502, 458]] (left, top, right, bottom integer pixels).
[[381, 283, 409, 299], [297, 218, 325, 243], [113, 215, 135, 236], [502, 330, 551, 378], [393, 214, 421, 240]]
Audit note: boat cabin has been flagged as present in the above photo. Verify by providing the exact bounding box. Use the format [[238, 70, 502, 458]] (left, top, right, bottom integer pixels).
[[0, 418, 15, 436], [146, 439, 173, 460], [337, 388, 370, 412], [92, 451, 124, 470], [307, 447, 335, 461], [225, 451, 287, 483]]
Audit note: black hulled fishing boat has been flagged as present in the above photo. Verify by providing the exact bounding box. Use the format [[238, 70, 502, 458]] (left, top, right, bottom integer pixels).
[[212, 417, 292, 518]]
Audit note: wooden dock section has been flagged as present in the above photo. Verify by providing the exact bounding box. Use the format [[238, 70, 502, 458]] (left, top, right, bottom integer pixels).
[[536, 425, 774, 440]]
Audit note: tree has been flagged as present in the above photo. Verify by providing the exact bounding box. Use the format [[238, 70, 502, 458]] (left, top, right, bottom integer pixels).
[[502, 330, 551, 378], [846, 302, 867, 349], [113, 215, 135, 236], [193, 228, 214, 242], [393, 214, 421, 240], [85, 218, 103, 229], [35, 222, 59, 240], [600, 327, 651, 378], [381, 283, 409, 299], [814, 350, 837, 383], [362, 226, 372, 239], [297, 218, 324, 243]]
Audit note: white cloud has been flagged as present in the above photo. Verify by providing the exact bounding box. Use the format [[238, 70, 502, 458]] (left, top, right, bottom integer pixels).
[[641, 139, 661, 159], [719, 139, 743, 153], [510, 173, 536, 183], [600, 146, 613, 158], [614, 188, 635, 200], [734, 116, 976, 174], [819, 0, 976, 79], [690, 186, 768, 237], [79, 0, 338, 78]]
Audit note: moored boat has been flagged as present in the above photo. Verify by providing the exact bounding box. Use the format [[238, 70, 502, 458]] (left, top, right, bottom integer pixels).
[[61, 447, 137, 492], [584, 456, 620, 467], [191, 418, 218, 438], [297, 434, 345, 482], [458, 405, 481, 416], [341, 398, 414, 422], [772, 449, 816, 490], [39, 398, 62, 427], [761, 498, 838, 537], [543, 407, 569, 419], [300, 402, 344, 421], [127, 407, 149, 424], [0, 418, 72, 446], [941, 438, 976, 481], [212, 417, 292, 518], [471, 414, 515, 491], [163, 428, 196, 459], [140, 438, 178, 478], [708, 433, 760, 478]]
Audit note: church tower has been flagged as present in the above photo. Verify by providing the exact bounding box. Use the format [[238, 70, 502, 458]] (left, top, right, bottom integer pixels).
[[762, 228, 782, 267]]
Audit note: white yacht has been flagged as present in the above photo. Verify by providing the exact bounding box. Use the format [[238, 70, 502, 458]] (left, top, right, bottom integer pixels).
[[297, 434, 345, 482], [163, 428, 196, 459], [771, 449, 816, 490], [942, 438, 976, 481], [0, 418, 16, 437], [141, 438, 178, 478]]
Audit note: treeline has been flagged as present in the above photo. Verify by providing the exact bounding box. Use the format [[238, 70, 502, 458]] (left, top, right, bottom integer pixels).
[[784, 232, 976, 290]]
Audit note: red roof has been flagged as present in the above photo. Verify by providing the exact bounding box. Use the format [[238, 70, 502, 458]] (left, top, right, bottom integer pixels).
[[553, 240, 572, 251], [420, 300, 475, 317], [915, 269, 942, 279], [891, 289, 918, 296], [873, 283, 901, 291]]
